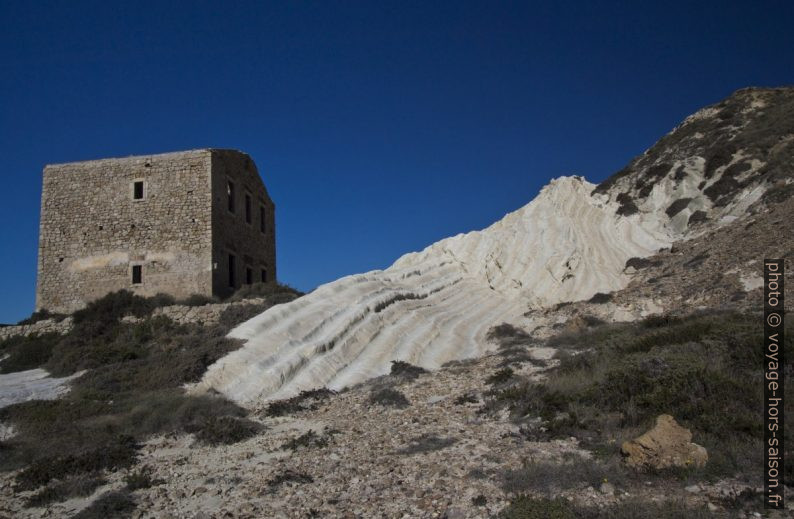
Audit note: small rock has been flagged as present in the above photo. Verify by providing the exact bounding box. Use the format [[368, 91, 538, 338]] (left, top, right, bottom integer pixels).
[[621, 414, 708, 470], [599, 482, 615, 495], [685, 484, 701, 493]]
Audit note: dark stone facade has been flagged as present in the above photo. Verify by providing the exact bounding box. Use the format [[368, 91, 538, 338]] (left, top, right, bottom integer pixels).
[[36, 149, 276, 313]]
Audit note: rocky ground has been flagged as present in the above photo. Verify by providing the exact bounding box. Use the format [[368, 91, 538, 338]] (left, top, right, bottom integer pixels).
[[2, 339, 788, 518]]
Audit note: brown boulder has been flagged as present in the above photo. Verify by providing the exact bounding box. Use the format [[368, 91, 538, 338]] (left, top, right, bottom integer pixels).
[[621, 414, 708, 470]]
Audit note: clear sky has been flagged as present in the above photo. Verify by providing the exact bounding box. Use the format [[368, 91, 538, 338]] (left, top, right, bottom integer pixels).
[[1, 1, 793, 323]]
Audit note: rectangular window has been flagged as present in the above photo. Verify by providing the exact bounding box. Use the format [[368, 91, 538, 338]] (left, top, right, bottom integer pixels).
[[259, 205, 266, 234], [260, 268, 268, 283], [133, 181, 144, 200], [227, 181, 235, 213], [245, 194, 252, 224], [131, 265, 142, 284], [245, 267, 252, 285], [228, 254, 236, 288]]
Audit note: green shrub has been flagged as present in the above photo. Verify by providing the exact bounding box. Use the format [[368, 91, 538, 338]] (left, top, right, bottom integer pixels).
[[262, 388, 336, 417], [488, 323, 532, 343], [486, 367, 515, 385], [454, 393, 479, 405], [266, 470, 313, 491], [14, 435, 139, 491], [72, 490, 136, 519], [624, 257, 657, 270], [369, 388, 410, 408], [227, 282, 303, 303], [500, 496, 575, 519], [25, 472, 106, 508], [587, 292, 613, 304], [500, 496, 716, 519], [483, 311, 793, 481], [665, 197, 693, 217], [16, 309, 68, 325], [396, 434, 457, 455], [472, 495, 487, 506], [688, 210, 708, 225], [124, 466, 164, 491], [178, 294, 218, 306], [0, 333, 59, 374], [280, 429, 337, 451], [185, 415, 262, 446], [502, 454, 627, 495], [389, 360, 427, 380], [0, 289, 300, 492], [616, 193, 639, 216]]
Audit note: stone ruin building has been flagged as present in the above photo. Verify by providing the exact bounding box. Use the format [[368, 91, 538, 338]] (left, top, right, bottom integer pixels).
[[36, 149, 276, 313]]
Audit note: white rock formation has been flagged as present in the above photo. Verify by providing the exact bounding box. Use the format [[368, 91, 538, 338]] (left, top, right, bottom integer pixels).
[[196, 176, 672, 406], [0, 368, 84, 409]]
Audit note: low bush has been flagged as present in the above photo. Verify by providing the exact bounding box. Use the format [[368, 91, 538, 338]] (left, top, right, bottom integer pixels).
[[483, 311, 793, 482], [624, 257, 657, 270], [280, 428, 338, 451], [396, 434, 457, 455], [454, 393, 479, 405], [262, 388, 336, 417], [500, 496, 716, 519], [13, 434, 138, 491], [665, 197, 693, 218], [73, 490, 136, 519], [486, 367, 514, 385], [615, 193, 639, 216], [124, 466, 164, 491], [217, 303, 269, 328], [177, 294, 218, 307], [16, 309, 68, 325], [487, 323, 532, 343], [369, 388, 410, 408], [587, 292, 612, 304], [0, 333, 59, 374], [688, 210, 708, 225], [500, 496, 575, 519], [185, 415, 262, 446], [25, 472, 106, 508], [502, 454, 627, 495], [227, 282, 303, 303], [389, 360, 427, 380], [0, 289, 294, 497], [472, 495, 487, 506], [266, 470, 313, 491]]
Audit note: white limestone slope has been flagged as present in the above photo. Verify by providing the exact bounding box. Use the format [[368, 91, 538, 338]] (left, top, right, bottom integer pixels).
[[0, 368, 84, 409], [196, 176, 672, 407]]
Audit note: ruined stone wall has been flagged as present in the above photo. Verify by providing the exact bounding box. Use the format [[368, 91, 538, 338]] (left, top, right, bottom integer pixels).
[[210, 150, 276, 299], [0, 318, 73, 341], [36, 150, 215, 313]]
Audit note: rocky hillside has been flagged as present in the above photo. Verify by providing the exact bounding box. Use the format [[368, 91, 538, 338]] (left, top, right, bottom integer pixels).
[[1, 87, 792, 518], [196, 87, 794, 407], [595, 87, 794, 234]]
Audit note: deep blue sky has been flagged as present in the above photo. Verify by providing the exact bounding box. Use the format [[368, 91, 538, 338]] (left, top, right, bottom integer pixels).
[[1, 1, 793, 323]]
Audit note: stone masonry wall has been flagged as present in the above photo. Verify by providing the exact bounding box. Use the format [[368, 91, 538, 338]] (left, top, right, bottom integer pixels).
[[37, 150, 215, 313], [0, 318, 73, 341], [211, 150, 276, 299], [36, 149, 276, 314]]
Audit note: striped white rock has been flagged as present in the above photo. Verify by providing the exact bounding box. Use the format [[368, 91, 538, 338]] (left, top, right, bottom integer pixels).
[[196, 176, 673, 406]]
